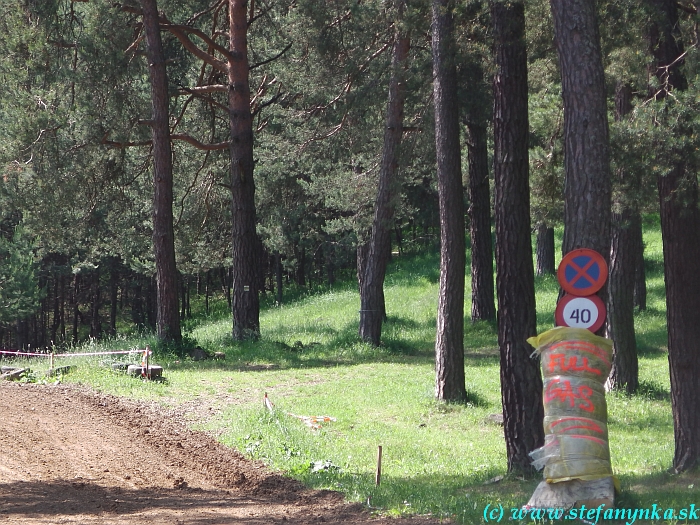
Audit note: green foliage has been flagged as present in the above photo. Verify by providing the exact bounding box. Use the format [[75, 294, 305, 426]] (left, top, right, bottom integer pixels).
[[0, 225, 43, 325]]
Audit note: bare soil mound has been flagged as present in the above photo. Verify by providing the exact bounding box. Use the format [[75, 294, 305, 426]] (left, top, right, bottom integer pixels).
[[0, 383, 446, 524]]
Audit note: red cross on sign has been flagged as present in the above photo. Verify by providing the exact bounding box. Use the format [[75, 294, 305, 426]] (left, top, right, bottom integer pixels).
[[557, 249, 608, 296]]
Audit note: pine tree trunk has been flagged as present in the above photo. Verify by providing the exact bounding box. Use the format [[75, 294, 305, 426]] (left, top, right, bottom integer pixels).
[[465, 111, 496, 322], [147, 275, 157, 329], [356, 241, 369, 292], [551, 0, 612, 254], [205, 269, 210, 315], [326, 240, 335, 286], [179, 273, 185, 319], [72, 273, 80, 343], [649, 0, 700, 472], [51, 275, 60, 344], [141, 0, 181, 343], [90, 267, 101, 339], [295, 244, 306, 287], [59, 273, 65, 342], [535, 222, 555, 276], [492, 0, 544, 472], [109, 258, 119, 336], [632, 216, 646, 310], [15, 319, 27, 350], [550, 0, 612, 331], [606, 82, 638, 393], [658, 167, 700, 472], [186, 274, 192, 318], [228, 0, 260, 340], [275, 252, 283, 304], [606, 209, 639, 393], [131, 276, 143, 327], [432, 0, 466, 402], [359, 10, 410, 346]]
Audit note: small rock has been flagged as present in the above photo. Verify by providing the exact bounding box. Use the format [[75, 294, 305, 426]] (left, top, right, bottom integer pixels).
[[483, 475, 504, 485], [173, 477, 188, 489], [486, 413, 504, 426], [190, 346, 208, 361]]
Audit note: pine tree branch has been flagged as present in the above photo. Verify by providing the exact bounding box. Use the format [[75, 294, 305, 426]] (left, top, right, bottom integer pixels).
[[102, 133, 229, 150], [102, 137, 152, 148], [185, 0, 227, 26], [175, 85, 229, 111], [250, 42, 292, 70], [252, 92, 285, 117], [160, 23, 234, 62], [166, 27, 229, 73], [178, 84, 228, 94], [171, 134, 229, 150], [118, 3, 229, 73], [248, 3, 274, 27], [677, 2, 696, 14]]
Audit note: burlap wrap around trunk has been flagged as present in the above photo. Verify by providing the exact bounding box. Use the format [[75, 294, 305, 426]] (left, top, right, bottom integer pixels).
[[528, 327, 614, 483]]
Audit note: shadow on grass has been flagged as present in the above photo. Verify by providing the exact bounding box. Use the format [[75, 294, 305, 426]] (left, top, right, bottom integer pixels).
[[616, 469, 700, 512], [635, 379, 671, 401], [165, 316, 499, 374], [605, 379, 670, 402], [290, 468, 699, 524], [293, 469, 540, 524]]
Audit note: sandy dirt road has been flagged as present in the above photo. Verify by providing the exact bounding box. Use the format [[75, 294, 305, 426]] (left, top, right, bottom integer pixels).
[[0, 383, 446, 525]]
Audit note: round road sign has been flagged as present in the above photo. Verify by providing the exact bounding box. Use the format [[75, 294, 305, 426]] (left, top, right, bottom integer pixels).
[[557, 248, 608, 296], [555, 294, 606, 333]]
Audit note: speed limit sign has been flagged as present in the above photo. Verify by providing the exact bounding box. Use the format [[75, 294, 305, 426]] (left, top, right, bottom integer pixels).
[[555, 294, 606, 333]]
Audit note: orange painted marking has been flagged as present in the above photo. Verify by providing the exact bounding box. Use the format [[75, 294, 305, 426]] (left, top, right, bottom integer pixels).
[[550, 417, 604, 434]]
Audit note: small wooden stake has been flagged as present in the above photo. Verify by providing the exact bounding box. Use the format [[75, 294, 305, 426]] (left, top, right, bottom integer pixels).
[[375, 445, 383, 486]]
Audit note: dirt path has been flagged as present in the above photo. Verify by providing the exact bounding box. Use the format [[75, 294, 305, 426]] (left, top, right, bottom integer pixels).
[[0, 383, 446, 525]]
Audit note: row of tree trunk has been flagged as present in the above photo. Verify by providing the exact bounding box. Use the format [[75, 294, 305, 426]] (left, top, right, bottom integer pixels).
[[134, 0, 700, 474]]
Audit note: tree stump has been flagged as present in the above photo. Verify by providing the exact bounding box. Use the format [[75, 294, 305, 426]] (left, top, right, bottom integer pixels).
[[45, 365, 75, 377], [127, 364, 163, 379], [111, 363, 135, 372]]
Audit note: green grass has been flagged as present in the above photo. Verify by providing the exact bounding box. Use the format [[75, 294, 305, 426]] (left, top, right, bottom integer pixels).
[[5, 215, 694, 523]]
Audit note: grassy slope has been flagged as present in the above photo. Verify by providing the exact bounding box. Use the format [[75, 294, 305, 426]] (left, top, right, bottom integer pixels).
[[13, 215, 698, 523]]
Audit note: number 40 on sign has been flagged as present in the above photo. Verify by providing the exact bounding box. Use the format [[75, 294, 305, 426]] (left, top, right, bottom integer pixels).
[[555, 294, 606, 333]]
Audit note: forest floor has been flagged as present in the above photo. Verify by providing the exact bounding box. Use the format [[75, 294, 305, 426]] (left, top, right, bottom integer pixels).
[[0, 382, 446, 525]]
